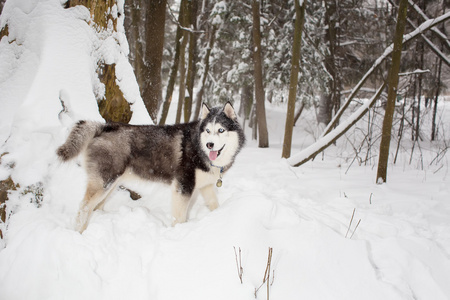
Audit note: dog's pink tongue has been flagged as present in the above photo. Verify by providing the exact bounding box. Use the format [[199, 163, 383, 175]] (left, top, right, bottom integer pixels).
[[209, 150, 218, 161]]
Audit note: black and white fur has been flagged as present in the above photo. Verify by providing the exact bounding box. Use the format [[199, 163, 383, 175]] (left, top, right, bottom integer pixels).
[[57, 102, 245, 232]]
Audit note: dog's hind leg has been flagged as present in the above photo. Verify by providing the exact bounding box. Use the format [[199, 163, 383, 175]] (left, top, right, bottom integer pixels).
[[200, 184, 219, 211], [75, 178, 117, 233]]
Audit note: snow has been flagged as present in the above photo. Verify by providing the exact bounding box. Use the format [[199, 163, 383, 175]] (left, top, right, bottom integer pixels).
[[1, 1, 450, 300]]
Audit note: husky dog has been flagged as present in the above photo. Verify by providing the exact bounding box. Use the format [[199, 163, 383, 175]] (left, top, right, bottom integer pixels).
[[57, 102, 245, 232]]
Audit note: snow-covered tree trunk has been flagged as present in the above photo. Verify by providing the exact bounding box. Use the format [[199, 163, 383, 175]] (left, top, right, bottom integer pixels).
[[376, 0, 409, 184], [68, 0, 132, 123]]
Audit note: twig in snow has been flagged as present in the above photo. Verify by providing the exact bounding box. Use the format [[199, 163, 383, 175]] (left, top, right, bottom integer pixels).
[[234, 246, 244, 284], [254, 247, 274, 300], [349, 219, 361, 239], [345, 208, 356, 238], [345, 208, 361, 239]]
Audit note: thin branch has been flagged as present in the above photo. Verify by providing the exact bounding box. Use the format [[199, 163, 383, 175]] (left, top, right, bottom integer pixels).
[[349, 219, 361, 239], [288, 83, 386, 167], [345, 208, 356, 238], [166, 2, 205, 34], [407, 0, 450, 50], [234, 246, 244, 284], [254, 247, 274, 300]]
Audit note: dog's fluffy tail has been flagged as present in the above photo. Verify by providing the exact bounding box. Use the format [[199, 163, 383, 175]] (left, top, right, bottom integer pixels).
[[57, 120, 102, 161]]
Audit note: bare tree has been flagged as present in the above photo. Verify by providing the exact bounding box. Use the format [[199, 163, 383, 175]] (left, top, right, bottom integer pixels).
[[184, 0, 198, 123], [142, 0, 167, 123], [251, 0, 269, 148], [288, 9, 450, 168], [160, 0, 189, 125], [282, 0, 306, 158], [193, 25, 216, 120], [376, 0, 409, 184]]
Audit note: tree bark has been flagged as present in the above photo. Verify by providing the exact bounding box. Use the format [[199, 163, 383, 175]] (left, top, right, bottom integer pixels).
[[431, 57, 442, 141], [160, 0, 189, 125], [251, 0, 269, 148], [317, 0, 339, 127], [142, 0, 167, 123], [193, 25, 216, 120], [124, 0, 145, 92], [68, 0, 132, 123], [98, 63, 132, 123], [282, 0, 306, 158], [376, 0, 408, 184], [184, 0, 198, 123], [176, 33, 189, 123]]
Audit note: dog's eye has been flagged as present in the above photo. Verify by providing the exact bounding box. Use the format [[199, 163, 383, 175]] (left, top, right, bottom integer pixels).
[[218, 128, 225, 133], [206, 129, 210, 134]]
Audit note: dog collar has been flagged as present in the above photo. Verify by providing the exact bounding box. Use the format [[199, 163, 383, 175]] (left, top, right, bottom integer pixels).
[[210, 162, 224, 187]]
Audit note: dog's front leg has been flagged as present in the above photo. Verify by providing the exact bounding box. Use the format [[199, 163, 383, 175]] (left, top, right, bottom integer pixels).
[[200, 184, 219, 211]]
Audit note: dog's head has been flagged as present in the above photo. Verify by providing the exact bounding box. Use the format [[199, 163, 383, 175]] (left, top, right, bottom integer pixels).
[[199, 102, 245, 167]]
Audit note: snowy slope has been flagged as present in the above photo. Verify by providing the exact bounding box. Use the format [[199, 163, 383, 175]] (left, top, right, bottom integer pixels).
[[1, 1, 450, 300]]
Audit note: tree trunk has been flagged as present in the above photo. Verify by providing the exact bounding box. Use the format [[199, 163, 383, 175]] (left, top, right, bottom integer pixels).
[[251, 0, 269, 148], [98, 63, 132, 123], [193, 25, 216, 120], [317, 0, 339, 127], [68, 0, 132, 123], [431, 52, 443, 141], [184, 0, 198, 123], [293, 102, 305, 126], [160, 0, 189, 125], [414, 0, 426, 141], [176, 34, 189, 123], [142, 0, 167, 123], [282, 0, 306, 158], [431, 1, 446, 141], [125, 0, 145, 93], [376, 0, 408, 184]]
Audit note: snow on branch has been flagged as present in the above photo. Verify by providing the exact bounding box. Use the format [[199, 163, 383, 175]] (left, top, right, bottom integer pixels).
[[407, 0, 450, 50], [288, 83, 386, 167], [320, 10, 450, 139]]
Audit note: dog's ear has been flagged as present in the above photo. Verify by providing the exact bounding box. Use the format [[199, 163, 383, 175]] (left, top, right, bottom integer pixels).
[[200, 103, 210, 119], [223, 102, 237, 120]]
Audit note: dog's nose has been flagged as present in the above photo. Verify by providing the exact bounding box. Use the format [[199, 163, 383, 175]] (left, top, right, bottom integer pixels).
[[206, 142, 214, 149]]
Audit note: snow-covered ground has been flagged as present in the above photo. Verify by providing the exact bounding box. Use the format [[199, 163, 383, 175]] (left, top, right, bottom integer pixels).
[[1, 1, 450, 300]]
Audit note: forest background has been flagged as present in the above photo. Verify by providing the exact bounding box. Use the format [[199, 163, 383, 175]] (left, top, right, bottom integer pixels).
[[1, 0, 448, 160], [1, 1, 450, 299]]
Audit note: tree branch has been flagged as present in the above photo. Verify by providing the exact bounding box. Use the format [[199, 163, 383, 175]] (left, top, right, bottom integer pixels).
[[288, 83, 386, 167], [320, 11, 450, 138]]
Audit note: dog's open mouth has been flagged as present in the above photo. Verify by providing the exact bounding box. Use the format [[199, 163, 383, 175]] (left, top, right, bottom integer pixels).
[[209, 144, 225, 161]]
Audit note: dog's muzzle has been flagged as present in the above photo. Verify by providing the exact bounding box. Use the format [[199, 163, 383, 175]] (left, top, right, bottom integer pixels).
[[208, 144, 225, 161]]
